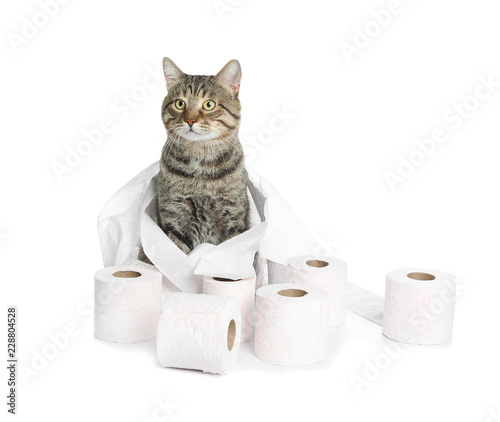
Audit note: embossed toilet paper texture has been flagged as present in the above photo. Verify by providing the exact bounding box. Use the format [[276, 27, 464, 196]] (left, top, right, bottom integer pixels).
[[157, 293, 241, 374], [383, 268, 457, 345], [254, 283, 330, 366], [94, 266, 163, 343]]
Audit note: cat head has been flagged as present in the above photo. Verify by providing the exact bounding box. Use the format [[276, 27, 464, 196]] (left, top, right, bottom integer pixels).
[[161, 58, 242, 142]]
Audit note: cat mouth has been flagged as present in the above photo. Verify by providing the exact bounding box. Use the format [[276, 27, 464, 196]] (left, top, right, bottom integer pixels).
[[180, 128, 212, 142]]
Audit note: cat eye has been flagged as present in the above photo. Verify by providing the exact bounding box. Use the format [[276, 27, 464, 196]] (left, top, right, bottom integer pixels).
[[203, 100, 216, 111], [175, 99, 186, 110]]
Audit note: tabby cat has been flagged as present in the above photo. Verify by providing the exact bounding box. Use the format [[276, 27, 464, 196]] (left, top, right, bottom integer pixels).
[[139, 58, 249, 261]]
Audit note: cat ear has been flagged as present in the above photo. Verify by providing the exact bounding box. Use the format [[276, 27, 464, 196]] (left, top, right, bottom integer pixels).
[[216, 60, 242, 95], [162, 57, 184, 89]]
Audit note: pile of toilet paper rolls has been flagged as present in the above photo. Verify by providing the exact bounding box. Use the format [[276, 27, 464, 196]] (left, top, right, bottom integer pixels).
[[93, 260, 458, 374]]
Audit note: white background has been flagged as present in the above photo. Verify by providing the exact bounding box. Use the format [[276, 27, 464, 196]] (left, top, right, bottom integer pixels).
[[1, 0, 499, 421]]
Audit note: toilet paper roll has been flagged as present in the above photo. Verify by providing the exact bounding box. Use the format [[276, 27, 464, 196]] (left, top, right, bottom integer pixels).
[[94, 266, 163, 343], [254, 283, 330, 366], [157, 293, 241, 374], [203, 276, 256, 342], [268, 256, 347, 327], [383, 268, 457, 345]]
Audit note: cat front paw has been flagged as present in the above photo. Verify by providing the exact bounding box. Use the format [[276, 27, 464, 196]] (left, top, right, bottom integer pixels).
[[167, 232, 192, 255]]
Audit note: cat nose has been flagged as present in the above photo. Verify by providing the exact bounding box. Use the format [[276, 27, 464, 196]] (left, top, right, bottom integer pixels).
[[185, 119, 197, 127]]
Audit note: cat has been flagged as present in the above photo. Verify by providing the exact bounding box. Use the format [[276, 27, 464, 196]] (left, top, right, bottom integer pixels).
[[139, 57, 249, 262]]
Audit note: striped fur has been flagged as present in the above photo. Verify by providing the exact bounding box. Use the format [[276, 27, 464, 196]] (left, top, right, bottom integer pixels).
[[139, 59, 249, 259]]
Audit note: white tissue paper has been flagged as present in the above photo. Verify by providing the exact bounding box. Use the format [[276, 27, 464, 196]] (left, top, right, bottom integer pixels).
[[203, 276, 256, 342], [254, 283, 330, 366], [157, 293, 241, 374], [268, 256, 347, 327], [98, 162, 319, 295], [94, 266, 163, 343], [383, 268, 457, 345]]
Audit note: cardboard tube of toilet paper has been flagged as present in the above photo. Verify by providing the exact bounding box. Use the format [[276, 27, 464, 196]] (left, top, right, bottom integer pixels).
[[268, 256, 347, 327], [202, 276, 256, 342], [254, 283, 330, 366], [383, 268, 457, 345], [157, 293, 241, 374], [94, 266, 163, 343]]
